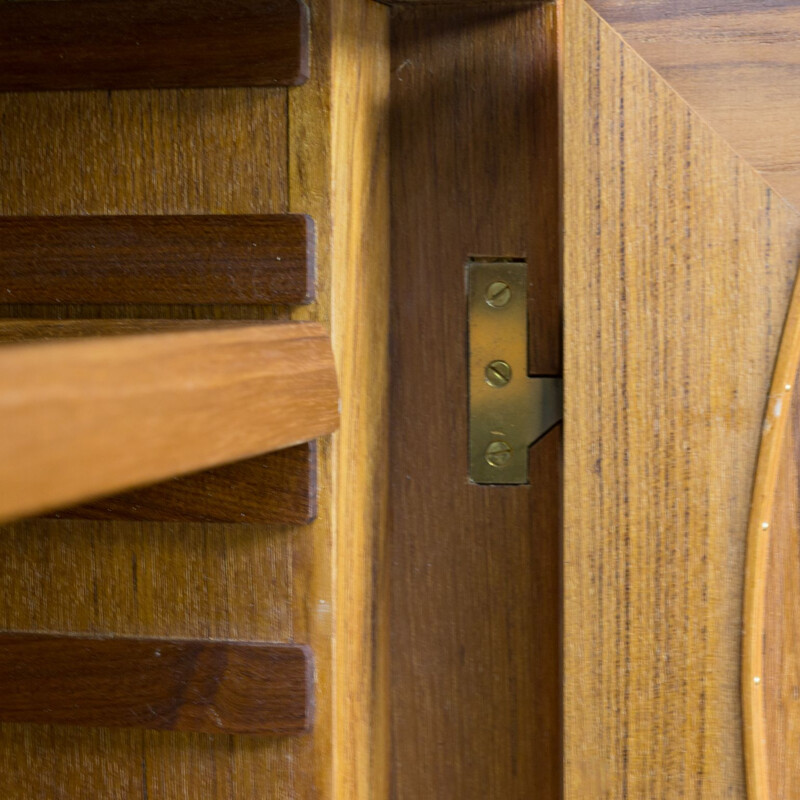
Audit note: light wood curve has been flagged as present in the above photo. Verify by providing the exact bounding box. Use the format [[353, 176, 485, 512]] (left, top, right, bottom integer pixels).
[[744, 264, 800, 799]]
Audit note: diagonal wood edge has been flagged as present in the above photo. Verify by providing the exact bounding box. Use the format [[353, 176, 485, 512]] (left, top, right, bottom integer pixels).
[[742, 261, 800, 798], [586, 0, 800, 212]]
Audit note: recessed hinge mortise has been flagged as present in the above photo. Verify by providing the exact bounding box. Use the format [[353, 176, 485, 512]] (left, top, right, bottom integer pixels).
[[468, 259, 562, 485]]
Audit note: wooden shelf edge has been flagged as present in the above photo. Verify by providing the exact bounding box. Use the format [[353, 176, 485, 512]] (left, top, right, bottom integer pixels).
[[0, 321, 338, 524], [0, 632, 314, 736]]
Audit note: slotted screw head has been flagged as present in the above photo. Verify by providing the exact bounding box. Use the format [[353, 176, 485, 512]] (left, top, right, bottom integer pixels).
[[485, 281, 512, 308], [485, 360, 512, 388], [485, 441, 513, 468]]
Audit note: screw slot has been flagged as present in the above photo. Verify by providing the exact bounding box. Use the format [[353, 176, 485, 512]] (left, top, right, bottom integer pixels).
[[485, 281, 511, 308], [485, 360, 512, 388], [485, 441, 513, 468]]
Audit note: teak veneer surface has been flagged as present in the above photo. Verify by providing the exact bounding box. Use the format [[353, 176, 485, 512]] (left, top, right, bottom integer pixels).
[[0, 215, 314, 305], [588, 0, 800, 210], [564, 0, 800, 796], [0, 634, 312, 736], [390, 5, 561, 798], [0, 321, 338, 523], [0, 0, 309, 91]]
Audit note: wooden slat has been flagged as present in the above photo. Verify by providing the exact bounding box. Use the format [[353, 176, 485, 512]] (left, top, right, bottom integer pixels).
[[0, 633, 312, 735], [389, 6, 561, 798], [0, 215, 314, 305], [563, 0, 800, 796], [50, 444, 317, 525], [0, 1, 305, 794], [0, 320, 338, 523], [0, 0, 309, 91]]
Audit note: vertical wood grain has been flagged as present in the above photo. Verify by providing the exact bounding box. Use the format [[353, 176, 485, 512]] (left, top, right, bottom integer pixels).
[[330, 3, 391, 799], [289, 2, 391, 799], [390, 5, 561, 798], [563, 0, 800, 795]]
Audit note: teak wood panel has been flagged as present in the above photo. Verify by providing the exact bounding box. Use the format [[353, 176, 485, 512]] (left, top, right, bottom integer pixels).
[[587, 0, 800, 210], [0, 321, 337, 523], [563, 0, 800, 796], [0, 633, 312, 736], [0, 215, 314, 305], [0, 0, 390, 797], [0, 0, 309, 91], [390, 5, 561, 798], [51, 444, 318, 525], [743, 253, 800, 798], [0, 23, 314, 798]]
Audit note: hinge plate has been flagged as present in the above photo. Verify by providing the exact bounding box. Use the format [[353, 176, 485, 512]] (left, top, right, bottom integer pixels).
[[468, 260, 562, 485]]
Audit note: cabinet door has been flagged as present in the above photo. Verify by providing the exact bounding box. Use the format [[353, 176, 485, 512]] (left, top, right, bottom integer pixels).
[[564, 0, 800, 796]]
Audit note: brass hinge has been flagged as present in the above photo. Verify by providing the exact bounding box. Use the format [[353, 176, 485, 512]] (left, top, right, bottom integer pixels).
[[468, 260, 562, 485]]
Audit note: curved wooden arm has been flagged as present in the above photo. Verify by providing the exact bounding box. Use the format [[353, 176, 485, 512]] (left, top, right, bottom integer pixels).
[[0, 321, 338, 523]]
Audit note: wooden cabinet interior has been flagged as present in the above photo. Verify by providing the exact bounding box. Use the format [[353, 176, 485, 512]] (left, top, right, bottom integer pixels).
[[389, 5, 562, 798], [0, 0, 390, 796]]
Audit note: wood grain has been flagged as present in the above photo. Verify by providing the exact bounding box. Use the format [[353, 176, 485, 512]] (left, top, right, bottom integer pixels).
[[587, 0, 800, 210], [743, 235, 800, 799], [0, 633, 312, 736], [0, 6, 309, 796], [0, 215, 314, 305], [0, 0, 309, 91], [328, 2, 392, 798], [0, 321, 338, 522], [390, 5, 561, 797], [563, 0, 800, 795], [0, 0, 391, 795], [52, 444, 317, 525]]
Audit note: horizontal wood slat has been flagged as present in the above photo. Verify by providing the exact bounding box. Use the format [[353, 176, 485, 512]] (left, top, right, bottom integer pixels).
[[50, 443, 318, 524], [0, 633, 313, 735], [0, 320, 338, 523], [0, 0, 309, 91], [0, 215, 314, 305]]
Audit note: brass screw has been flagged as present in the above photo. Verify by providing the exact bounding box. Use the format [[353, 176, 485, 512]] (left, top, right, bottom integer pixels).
[[485, 360, 512, 388], [485, 441, 513, 468], [485, 281, 511, 308]]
